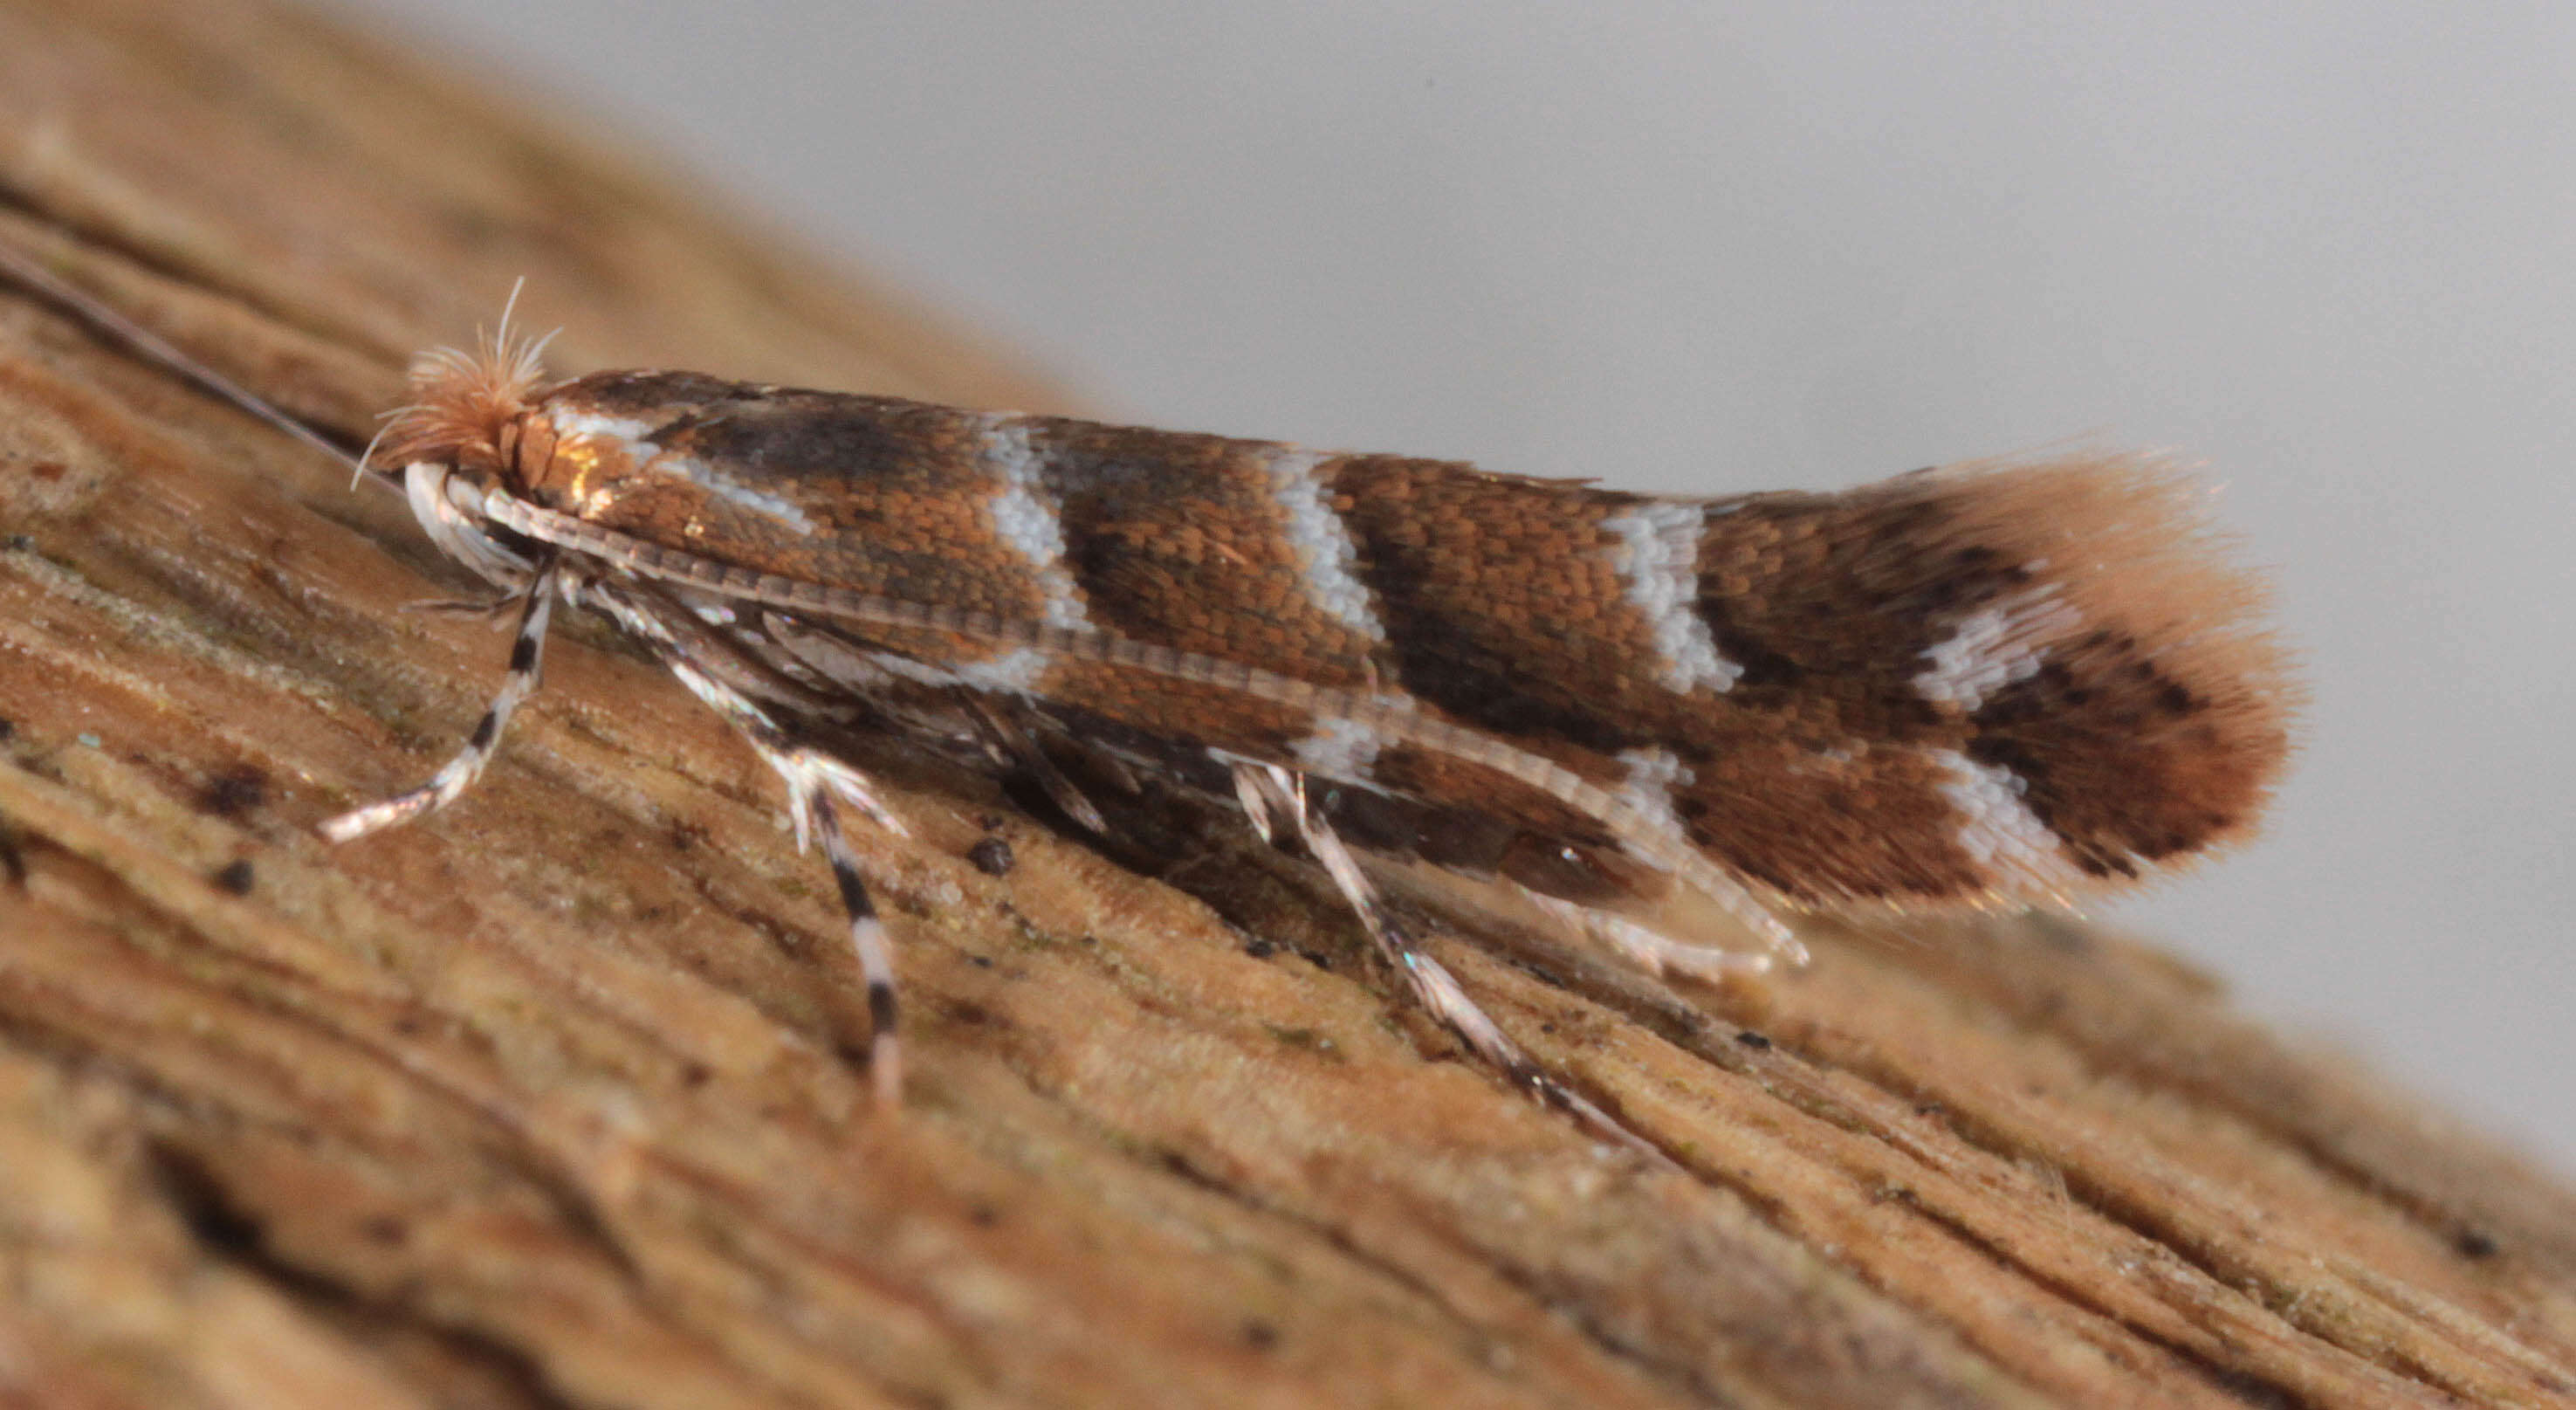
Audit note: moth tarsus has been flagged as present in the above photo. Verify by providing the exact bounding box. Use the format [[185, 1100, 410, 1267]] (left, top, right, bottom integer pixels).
[[315, 555, 560, 846], [3, 253, 2295, 1142], [1231, 760, 1663, 1160]]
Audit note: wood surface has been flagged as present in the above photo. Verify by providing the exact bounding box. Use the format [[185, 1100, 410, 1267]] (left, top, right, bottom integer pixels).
[[1, 1, 2570, 1405]]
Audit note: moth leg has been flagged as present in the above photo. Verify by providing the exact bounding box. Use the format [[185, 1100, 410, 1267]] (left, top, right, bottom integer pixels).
[[688, 711, 909, 1108], [578, 578, 907, 1105], [708, 723, 907, 1109], [794, 773, 905, 1110], [320, 555, 561, 843], [1232, 762, 1662, 1159], [401, 591, 523, 622], [960, 694, 1109, 835], [1515, 890, 1779, 982]]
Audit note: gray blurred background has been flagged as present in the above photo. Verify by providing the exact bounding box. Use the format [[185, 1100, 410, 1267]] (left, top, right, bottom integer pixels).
[[341, 1, 2575, 1172]]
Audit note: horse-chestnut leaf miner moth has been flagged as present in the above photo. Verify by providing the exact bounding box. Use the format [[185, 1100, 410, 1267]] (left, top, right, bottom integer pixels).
[[4, 248, 2295, 1147]]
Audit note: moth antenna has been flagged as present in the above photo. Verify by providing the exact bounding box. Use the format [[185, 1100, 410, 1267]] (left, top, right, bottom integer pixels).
[[0, 237, 362, 476]]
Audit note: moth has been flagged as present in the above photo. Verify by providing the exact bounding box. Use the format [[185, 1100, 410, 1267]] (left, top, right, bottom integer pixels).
[[5, 249, 2294, 1142]]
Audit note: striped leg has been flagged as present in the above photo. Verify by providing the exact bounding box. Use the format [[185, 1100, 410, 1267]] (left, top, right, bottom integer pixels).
[[577, 579, 908, 1105], [320, 557, 561, 843], [800, 779, 905, 1108], [1232, 762, 1661, 1159]]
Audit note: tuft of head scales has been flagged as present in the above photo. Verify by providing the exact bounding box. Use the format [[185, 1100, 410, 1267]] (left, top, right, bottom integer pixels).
[[373, 315, 553, 475]]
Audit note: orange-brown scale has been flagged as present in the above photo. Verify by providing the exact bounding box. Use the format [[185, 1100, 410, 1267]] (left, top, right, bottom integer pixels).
[[1666, 738, 1990, 904], [1638, 478, 2019, 902], [1677, 460, 2292, 898], [1367, 744, 1621, 850], [1932, 462, 2293, 876], [1030, 659, 1318, 764], [512, 374, 1062, 627], [782, 616, 1321, 767], [814, 622, 1030, 678], [1329, 458, 1705, 754], [1020, 419, 1380, 690]]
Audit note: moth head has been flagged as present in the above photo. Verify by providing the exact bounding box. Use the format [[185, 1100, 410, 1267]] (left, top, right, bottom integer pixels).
[[369, 286, 557, 586], [370, 285, 556, 485]]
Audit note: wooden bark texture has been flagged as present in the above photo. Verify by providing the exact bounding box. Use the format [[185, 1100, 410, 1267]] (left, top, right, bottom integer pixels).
[[0, 1, 2571, 1406]]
